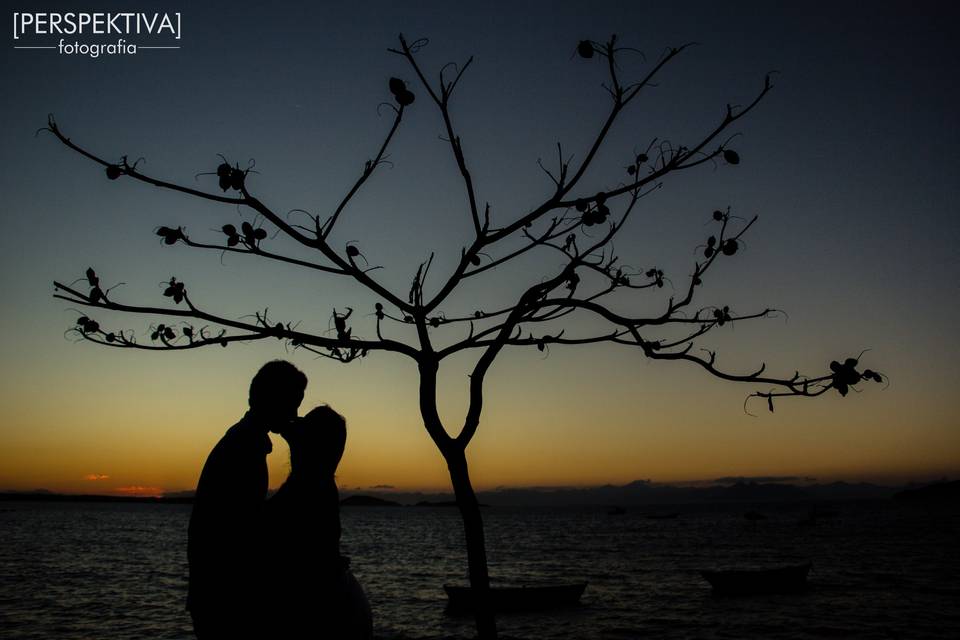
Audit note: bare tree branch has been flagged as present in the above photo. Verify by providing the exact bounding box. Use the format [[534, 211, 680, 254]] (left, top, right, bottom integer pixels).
[[160, 226, 349, 275], [42, 115, 246, 205], [53, 279, 417, 358], [322, 106, 406, 239], [392, 35, 483, 237]]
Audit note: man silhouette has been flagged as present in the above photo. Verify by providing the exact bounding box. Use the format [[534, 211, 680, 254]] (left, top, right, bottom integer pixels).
[[186, 360, 307, 638]]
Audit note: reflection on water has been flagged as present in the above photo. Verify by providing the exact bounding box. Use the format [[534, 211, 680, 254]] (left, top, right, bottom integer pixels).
[[0, 500, 957, 639]]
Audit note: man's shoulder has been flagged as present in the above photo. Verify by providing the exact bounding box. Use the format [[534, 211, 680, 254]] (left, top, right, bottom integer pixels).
[[209, 416, 272, 457], [193, 417, 271, 500]]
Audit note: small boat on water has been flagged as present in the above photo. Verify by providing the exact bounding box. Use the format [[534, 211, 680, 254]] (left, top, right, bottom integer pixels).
[[798, 506, 841, 527], [701, 562, 811, 595], [443, 582, 587, 613], [644, 511, 680, 520]]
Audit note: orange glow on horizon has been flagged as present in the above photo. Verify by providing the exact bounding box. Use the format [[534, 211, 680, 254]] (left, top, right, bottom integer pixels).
[[114, 486, 165, 498], [1, 338, 957, 496]]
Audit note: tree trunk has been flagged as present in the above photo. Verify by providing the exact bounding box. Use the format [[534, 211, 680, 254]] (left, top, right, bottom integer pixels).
[[446, 447, 497, 639], [417, 357, 497, 638]]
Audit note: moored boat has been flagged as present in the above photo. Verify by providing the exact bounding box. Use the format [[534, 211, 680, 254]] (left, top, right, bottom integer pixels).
[[443, 582, 587, 613], [701, 562, 811, 595], [644, 511, 680, 520]]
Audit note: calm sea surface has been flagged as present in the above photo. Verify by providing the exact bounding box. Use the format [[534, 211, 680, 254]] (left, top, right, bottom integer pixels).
[[1, 500, 958, 639]]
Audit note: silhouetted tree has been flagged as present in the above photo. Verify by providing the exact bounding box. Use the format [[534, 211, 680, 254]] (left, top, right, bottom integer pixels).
[[47, 35, 883, 638]]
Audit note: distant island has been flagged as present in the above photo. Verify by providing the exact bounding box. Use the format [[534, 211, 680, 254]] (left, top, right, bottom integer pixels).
[[894, 480, 960, 502], [341, 479, 907, 507], [0, 492, 403, 507], [414, 500, 491, 508], [340, 494, 401, 507], [2, 479, 955, 507]]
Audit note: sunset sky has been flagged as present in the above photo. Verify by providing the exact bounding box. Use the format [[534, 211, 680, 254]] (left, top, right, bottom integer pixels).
[[1, 1, 958, 497]]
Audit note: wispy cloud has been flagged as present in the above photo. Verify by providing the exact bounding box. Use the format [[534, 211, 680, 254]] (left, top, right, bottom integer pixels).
[[83, 473, 110, 481]]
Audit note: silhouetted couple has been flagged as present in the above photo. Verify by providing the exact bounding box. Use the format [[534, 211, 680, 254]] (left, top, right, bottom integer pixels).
[[187, 360, 372, 638]]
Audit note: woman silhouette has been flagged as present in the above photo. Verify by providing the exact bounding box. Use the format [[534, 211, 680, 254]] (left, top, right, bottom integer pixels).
[[267, 405, 372, 638]]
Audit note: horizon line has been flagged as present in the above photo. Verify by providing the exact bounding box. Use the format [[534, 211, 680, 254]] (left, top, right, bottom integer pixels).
[[4, 473, 955, 499]]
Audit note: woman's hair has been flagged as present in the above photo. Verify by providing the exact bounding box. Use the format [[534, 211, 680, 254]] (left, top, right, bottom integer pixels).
[[289, 405, 347, 474]]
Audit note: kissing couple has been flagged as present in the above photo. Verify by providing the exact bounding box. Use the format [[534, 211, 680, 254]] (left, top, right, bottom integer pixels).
[[186, 360, 372, 638]]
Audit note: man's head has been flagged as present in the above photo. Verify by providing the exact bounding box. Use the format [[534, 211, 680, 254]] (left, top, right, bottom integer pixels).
[[248, 360, 307, 433]]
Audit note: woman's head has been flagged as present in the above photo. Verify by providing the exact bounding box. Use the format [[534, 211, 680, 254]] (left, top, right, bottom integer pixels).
[[286, 405, 347, 474]]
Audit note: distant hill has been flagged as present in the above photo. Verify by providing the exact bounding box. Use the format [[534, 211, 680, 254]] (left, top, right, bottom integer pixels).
[[0, 492, 193, 504], [1, 479, 909, 507], [894, 480, 960, 502], [341, 479, 899, 507], [162, 490, 196, 499], [340, 494, 401, 507], [413, 500, 491, 508]]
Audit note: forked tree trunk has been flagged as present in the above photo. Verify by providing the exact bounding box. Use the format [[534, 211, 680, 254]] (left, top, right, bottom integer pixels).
[[445, 447, 497, 639], [418, 358, 497, 638]]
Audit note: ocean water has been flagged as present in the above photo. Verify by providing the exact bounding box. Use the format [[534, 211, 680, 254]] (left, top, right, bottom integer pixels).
[[0, 500, 958, 639]]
